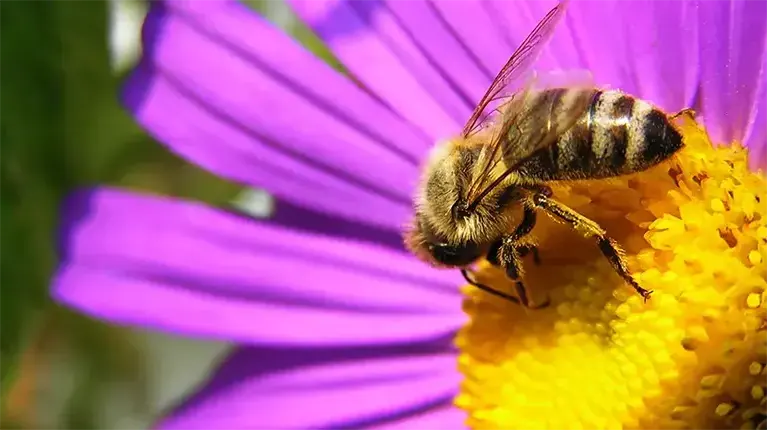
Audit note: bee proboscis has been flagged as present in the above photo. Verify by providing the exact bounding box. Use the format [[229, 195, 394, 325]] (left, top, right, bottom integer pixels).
[[404, 0, 689, 308]]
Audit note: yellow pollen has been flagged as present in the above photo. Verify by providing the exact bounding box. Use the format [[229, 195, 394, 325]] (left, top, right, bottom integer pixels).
[[456, 115, 767, 429]]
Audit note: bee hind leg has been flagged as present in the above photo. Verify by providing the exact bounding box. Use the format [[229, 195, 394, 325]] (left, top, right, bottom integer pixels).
[[530, 188, 653, 302]]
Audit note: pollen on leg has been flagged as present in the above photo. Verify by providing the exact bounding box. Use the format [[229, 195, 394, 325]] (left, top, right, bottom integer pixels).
[[454, 117, 767, 429]]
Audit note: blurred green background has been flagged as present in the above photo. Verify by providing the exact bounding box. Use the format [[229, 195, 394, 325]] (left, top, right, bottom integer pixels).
[[0, 1, 338, 427]]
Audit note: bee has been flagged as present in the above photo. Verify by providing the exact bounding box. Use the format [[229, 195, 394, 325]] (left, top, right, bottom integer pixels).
[[404, 0, 689, 308]]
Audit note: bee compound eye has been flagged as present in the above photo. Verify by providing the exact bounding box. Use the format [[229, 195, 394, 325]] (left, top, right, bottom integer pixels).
[[429, 241, 482, 267]]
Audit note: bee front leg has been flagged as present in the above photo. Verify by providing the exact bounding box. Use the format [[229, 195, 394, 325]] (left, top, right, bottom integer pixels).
[[513, 206, 538, 239], [517, 244, 541, 265], [496, 205, 547, 307], [459, 239, 520, 304], [496, 238, 550, 309], [462, 207, 547, 307], [511, 205, 541, 265]]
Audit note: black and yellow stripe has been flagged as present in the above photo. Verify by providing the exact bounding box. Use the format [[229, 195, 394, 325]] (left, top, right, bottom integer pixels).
[[518, 89, 683, 182]]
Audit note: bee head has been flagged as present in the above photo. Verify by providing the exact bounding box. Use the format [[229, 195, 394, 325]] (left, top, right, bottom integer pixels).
[[405, 141, 521, 268], [427, 240, 483, 267], [404, 213, 483, 268]]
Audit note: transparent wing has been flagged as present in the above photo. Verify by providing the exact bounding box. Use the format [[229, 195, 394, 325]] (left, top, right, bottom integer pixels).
[[461, 0, 570, 139], [501, 70, 596, 165], [464, 73, 596, 208]]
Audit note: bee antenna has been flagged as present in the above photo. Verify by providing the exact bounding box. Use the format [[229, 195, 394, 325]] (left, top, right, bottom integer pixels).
[[468, 169, 515, 211], [452, 201, 471, 219]]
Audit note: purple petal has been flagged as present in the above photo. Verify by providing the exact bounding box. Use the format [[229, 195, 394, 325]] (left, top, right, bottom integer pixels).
[[366, 404, 465, 430], [565, 1, 646, 95], [428, 0, 515, 78], [566, 0, 697, 107], [488, 0, 585, 72], [287, 0, 467, 139], [125, 0, 428, 230], [157, 345, 461, 429], [492, 1, 698, 112], [699, 0, 767, 145], [381, 0, 493, 102], [612, 1, 699, 112], [52, 188, 464, 346], [744, 50, 767, 168]]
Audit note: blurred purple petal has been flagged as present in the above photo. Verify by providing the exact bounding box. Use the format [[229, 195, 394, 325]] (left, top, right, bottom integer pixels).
[[287, 0, 466, 139], [366, 404, 465, 430], [125, 0, 429, 230], [270, 198, 409, 251], [699, 0, 767, 146], [158, 344, 460, 429], [52, 188, 464, 346]]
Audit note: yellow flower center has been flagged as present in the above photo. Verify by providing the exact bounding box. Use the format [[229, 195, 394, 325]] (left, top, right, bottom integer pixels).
[[455, 116, 767, 429]]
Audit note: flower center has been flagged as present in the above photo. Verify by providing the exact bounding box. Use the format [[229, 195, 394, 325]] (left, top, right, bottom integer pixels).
[[455, 116, 767, 429]]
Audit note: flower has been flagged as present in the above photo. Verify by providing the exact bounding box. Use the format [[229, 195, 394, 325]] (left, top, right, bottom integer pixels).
[[458, 116, 767, 429], [51, 0, 767, 429]]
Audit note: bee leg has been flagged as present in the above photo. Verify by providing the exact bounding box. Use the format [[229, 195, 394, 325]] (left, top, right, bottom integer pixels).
[[460, 236, 547, 307], [517, 244, 541, 265], [530, 189, 654, 302], [511, 205, 538, 238], [512, 206, 541, 265], [461, 240, 522, 304], [498, 238, 550, 309]]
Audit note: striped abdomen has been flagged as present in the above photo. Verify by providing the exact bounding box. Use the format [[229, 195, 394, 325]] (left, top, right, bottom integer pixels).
[[520, 89, 683, 181]]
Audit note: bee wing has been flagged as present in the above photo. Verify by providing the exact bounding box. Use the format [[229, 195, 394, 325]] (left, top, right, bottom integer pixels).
[[461, 0, 570, 139], [500, 69, 595, 163], [464, 72, 596, 208]]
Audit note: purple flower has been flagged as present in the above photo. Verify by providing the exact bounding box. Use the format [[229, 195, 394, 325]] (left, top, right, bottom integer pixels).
[[52, 0, 767, 428]]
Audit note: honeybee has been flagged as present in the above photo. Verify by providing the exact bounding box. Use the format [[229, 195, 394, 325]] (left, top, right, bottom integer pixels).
[[404, 0, 689, 308]]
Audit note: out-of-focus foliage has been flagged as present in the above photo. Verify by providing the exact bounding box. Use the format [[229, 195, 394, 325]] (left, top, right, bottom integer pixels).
[[1, 1, 240, 428], [1, 1, 115, 412], [1, 0, 342, 427]]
